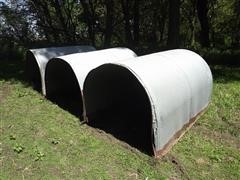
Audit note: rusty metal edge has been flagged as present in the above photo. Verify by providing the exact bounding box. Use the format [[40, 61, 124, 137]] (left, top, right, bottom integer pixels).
[[153, 105, 209, 158]]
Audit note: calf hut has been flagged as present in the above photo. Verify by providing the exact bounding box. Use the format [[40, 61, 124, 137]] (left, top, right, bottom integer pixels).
[[45, 47, 137, 118], [25, 46, 95, 95], [83, 49, 213, 157]]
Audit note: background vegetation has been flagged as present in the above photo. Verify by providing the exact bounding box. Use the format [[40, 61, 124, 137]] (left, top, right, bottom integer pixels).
[[0, 0, 240, 179], [0, 0, 240, 61]]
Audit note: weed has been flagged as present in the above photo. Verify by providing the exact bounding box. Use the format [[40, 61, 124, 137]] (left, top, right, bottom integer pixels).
[[9, 134, 16, 140], [51, 138, 60, 145], [13, 144, 24, 153], [34, 147, 45, 161]]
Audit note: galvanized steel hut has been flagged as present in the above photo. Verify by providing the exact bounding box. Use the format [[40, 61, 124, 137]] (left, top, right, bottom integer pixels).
[[25, 46, 95, 94], [45, 47, 137, 118], [83, 49, 213, 157]]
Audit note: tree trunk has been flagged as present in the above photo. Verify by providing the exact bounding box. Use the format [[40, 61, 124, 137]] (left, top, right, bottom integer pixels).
[[151, 3, 158, 50], [233, 0, 240, 47], [189, 0, 197, 48], [121, 0, 133, 47], [167, 0, 180, 49], [133, 0, 140, 46], [81, 0, 95, 46], [196, 0, 210, 47], [104, 0, 114, 47], [52, 0, 71, 42], [158, 0, 167, 43]]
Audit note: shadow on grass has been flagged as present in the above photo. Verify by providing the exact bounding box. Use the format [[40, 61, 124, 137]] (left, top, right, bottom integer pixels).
[[0, 60, 26, 83], [1, 59, 239, 84], [0, 59, 83, 120], [204, 51, 240, 67], [210, 65, 240, 83]]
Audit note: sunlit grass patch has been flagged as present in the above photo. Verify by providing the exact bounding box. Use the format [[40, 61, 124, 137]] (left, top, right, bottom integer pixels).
[[0, 61, 239, 179]]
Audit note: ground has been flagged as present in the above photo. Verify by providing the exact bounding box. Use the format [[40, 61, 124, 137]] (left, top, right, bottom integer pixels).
[[0, 60, 239, 179]]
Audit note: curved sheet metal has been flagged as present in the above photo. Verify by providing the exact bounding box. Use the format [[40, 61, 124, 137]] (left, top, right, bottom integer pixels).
[[26, 45, 96, 95], [45, 47, 137, 117], [83, 49, 213, 157]]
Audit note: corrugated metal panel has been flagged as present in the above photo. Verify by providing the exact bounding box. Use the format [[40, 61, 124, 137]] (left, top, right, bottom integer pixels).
[[26, 46, 96, 95], [84, 49, 213, 157]]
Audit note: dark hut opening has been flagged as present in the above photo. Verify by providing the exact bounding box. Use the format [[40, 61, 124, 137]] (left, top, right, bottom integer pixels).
[[45, 59, 83, 118], [25, 51, 42, 91], [84, 64, 153, 155]]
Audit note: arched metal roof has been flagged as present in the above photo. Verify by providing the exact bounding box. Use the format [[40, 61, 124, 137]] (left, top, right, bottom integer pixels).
[[26, 45, 96, 94], [84, 49, 213, 157], [45, 47, 137, 118]]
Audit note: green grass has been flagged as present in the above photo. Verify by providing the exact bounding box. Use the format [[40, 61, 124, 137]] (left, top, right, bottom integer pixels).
[[0, 60, 239, 179]]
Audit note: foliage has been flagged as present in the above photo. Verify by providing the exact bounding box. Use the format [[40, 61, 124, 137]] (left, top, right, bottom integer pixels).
[[0, 0, 35, 45], [13, 144, 24, 154], [0, 0, 239, 54]]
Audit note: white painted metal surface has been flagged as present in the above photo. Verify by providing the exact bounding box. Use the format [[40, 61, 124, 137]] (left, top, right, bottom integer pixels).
[[45, 47, 137, 116], [45, 47, 137, 91], [26, 46, 96, 95], [83, 49, 213, 155]]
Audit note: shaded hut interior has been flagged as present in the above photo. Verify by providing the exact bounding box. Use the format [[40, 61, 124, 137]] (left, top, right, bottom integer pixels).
[[45, 59, 83, 118], [25, 51, 42, 91], [84, 65, 153, 155]]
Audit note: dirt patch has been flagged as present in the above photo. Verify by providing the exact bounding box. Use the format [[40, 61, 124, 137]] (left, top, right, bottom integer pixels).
[[193, 126, 240, 149], [85, 125, 144, 156], [166, 154, 190, 180], [196, 158, 207, 165], [48, 167, 64, 178], [0, 83, 11, 104]]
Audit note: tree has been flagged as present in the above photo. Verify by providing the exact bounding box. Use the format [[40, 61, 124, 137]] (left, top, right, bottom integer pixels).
[[104, 0, 114, 47], [133, 0, 140, 46], [196, 0, 210, 47], [121, 0, 133, 47], [1, 0, 239, 53], [0, 0, 34, 45], [233, 0, 240, 47], [80, 0, 96, 46], [167, 0, 180, 49]]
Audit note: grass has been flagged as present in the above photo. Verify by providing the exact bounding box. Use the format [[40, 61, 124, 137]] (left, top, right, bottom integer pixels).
[[0, 59, 239, 179]]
